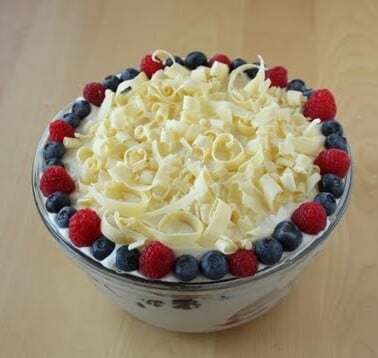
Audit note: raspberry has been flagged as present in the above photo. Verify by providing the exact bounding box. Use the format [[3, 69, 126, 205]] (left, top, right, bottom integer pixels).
[[303, 89, 337, 121], [139, 241, 175, 279], [140, 54, 163, 79], [265, 66, 288, 88], [291, 202, 327, 235], [48, 120, 75, 143], [314, 149, 351, 178], [39, 166, 75, 196], [68, 209, 102, 247], [83, 82, 106, 106], [228, 249, 258, 277], [208, 54, 231, 67]]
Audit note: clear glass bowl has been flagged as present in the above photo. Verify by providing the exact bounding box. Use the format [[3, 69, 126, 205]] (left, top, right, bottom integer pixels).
[[32, 104, 353, 332]]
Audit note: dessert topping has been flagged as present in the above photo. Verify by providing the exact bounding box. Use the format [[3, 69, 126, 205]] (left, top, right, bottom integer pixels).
[[291, 202, 327, 235], [303, 89, 337, 121]]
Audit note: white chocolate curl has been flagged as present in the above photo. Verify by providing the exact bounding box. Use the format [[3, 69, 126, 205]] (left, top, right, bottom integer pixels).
[[66, 51, 324, 254]]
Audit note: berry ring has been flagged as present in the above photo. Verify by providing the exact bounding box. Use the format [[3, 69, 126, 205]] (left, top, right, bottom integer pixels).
[[35, 50, 351, 283]]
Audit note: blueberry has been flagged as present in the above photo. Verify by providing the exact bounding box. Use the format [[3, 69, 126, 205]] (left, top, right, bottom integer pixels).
[[254, 237, 283, 265], [287, 79, 306, 92], [303, 88, 314, 98], [91, 236, 115, 260], [200, 250, 228, 280], [230, 58, 261, 78], [184, 51, 208, 70], [173, 255, 199, 281], [62, 112, 81, 128], [272, 221, 303, 251], [318, 173, 345, 198], [165, 56, 184, 67], [43, 141, 65, 161], [115, 245, 140, 271], [55, 206, 77, 228], [321, 120, 343, 136], [230, 58, 247, 71], [314, 192, 337, 215], [43, 158, 64, 171], [120, 68, 140, 81], [325, 134, 348, 151], [102, 74, 121, 92], [45, 192, 71, 213], [72, 99, 91, 119], [245, 61, 263, 79]]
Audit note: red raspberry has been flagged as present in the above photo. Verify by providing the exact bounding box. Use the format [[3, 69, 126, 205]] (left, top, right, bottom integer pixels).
[[68, 209, 101, 247], [229, 249, 259, 277], [303, 89, 337, 121], [83, 82, 106, 106], [265, 66, 288, 88], [291, 202, 327, 235], [314, 149, 351, 178], [49, 120, 75, 143], [139, 241, 175, 279], [39, 165, 75, 196], [140, 54, 163, 79], [208, 54, 231, 67]]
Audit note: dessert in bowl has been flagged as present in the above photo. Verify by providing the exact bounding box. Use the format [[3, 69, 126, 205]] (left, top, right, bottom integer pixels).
[[32, 50, 352, 331]]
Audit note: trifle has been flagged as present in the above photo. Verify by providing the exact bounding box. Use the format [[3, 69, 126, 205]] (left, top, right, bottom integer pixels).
[[32, 50, 352, 331]]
